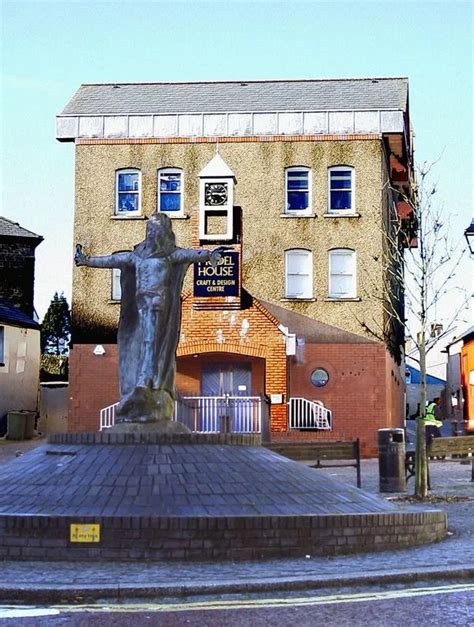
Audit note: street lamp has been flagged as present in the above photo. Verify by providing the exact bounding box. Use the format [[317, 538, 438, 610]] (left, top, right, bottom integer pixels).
[[465, 219, 474, 255]]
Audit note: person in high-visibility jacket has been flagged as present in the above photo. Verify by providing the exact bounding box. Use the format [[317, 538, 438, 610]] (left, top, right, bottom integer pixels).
[[424, 397, 443, 445]]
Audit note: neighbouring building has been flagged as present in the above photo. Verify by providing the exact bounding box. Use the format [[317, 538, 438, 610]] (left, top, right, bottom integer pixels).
[[57, 78, 415, 455], [445, 327, 474, 435], [0, 217, 43, 429], [404, 364, 446, 421]]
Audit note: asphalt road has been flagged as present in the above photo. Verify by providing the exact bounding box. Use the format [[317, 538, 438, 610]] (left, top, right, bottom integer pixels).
[[1, 581, 473, 626]]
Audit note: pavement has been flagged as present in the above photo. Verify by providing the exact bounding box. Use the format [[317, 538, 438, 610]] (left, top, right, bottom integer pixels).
[[0, 435, 473, 602]]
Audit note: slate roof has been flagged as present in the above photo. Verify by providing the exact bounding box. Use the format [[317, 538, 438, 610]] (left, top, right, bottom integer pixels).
[[405, 365, 445, 385], [0, 299, 40, 330], [0, 217, 43, 240], [60, 78, 408, 116], [259, 298, 374, 344], [445, 325, 474, 348]]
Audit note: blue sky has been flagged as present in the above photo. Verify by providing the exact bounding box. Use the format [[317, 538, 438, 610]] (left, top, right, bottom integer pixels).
[[1, 1, 473, 323]]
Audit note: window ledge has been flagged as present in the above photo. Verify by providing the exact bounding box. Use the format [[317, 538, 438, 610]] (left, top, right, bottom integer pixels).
[[108, 300, 121, 304], [323, 212, 360, 219], [110, 215, 146, 220], [324, 297, 361, 302], [162, 214, 190, 220], [281, 297, 316, 302], [280, 213, 317, 219]]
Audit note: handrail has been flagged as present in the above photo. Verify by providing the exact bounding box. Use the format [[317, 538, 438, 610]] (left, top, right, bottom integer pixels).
[[288, 397, 332, 430], [100, 395, 262, 433]]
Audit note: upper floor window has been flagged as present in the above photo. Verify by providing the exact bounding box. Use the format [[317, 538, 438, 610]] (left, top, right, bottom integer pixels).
[[328, 166, 355, 213], [285, 167, 311, 215], [111, 269, 122, 301], [158, 168, 183, 214], [285, 249, 313, 298], [116, 169, 141, 215], [328, 249, 357, 298]]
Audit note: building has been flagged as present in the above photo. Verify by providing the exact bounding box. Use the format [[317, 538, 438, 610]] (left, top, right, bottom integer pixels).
[[57, 78, 414, 455], [0, 217, 43, 429], [404, 364, 446, 421], [445, 327, 474, 435]]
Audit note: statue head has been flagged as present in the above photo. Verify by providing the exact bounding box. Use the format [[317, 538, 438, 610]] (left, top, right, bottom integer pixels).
[[142, 212, 176, 256]]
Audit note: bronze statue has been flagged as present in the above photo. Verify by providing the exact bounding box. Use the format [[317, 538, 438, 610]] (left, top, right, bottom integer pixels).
[[75, 212, 229, 431]]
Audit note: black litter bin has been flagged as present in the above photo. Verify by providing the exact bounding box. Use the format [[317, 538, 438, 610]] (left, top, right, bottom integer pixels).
[[378, 428, 406, 492]]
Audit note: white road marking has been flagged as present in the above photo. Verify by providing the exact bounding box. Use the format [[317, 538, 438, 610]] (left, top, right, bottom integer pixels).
[[0, 583, 472, 615]]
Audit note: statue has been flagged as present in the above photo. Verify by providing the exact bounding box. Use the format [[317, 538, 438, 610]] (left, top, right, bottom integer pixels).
[[75, 212, 229, 432]]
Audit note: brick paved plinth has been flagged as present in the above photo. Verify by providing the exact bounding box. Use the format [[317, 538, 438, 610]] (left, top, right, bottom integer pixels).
[[0, 435, 447, 561]]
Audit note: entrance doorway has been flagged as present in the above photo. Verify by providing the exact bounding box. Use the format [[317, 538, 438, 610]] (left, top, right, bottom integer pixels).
[[201, 362, 252, 397], [199, 362, 259, 432]]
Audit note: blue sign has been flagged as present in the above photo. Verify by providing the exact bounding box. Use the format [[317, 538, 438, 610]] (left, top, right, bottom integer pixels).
[[194, 251, 239, 297]]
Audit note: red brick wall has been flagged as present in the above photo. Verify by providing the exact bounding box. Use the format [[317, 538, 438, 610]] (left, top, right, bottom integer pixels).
[[68, 297, 288, 433], [68, 309, 404, 454], [68, 344, 119, 432], [178, 296, 288, 431], [288, 343, 403, 456]]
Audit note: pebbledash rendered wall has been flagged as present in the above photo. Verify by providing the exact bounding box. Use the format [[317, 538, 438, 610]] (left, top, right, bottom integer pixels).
[[71, 137, 386, 342], [68, 135, 404, 446]]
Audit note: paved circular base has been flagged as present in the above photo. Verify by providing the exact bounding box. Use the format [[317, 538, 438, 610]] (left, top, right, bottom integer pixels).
[[0, 438, 446, 561]]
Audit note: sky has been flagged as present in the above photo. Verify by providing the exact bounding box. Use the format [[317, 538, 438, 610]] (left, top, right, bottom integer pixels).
[[1, 0, 473, 367]]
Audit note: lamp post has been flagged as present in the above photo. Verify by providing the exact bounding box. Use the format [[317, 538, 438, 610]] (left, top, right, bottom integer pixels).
[[465, 219, 474, 255]]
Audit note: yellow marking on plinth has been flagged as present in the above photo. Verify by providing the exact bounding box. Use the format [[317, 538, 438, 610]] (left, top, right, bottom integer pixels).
[[69, 524, 100, 543]]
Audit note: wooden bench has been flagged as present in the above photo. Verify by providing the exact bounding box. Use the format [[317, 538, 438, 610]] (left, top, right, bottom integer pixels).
[[405, 435, 474, 484], [266, 439, 361, 488]]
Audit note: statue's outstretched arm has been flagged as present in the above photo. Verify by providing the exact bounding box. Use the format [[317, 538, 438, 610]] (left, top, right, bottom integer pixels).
[[173, 245, 233, 266], [74, 245, 130, 269]]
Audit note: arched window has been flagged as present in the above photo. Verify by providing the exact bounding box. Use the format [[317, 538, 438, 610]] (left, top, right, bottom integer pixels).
[[328, 249, 357, 298], [328, 166, 355, 213], [285, 249, 313, 298], [115, 168, 141, 215], [285, 166, 311, 215], [158, 168, 183, 214]]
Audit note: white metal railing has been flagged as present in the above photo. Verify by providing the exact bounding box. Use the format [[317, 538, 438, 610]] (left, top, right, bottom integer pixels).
[[99, 395, 261, 433], [288, 397, 332, 430], [100, 402, 118, 431]]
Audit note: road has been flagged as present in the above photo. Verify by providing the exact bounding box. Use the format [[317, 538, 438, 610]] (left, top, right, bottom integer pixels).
[[1, 581, 473, 626]]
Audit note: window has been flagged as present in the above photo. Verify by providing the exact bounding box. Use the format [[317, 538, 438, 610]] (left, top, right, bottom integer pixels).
[[0, 326, 4, 365], [158, 168, 183, 214], [285, 249, 313, 298], [111, 269, 121, 301], [328, 249, 357, 298], [285, 167, 311, 214], [311, 368, 329, 387], [328, 166, 354, 213], [116, 169, 141, 215]]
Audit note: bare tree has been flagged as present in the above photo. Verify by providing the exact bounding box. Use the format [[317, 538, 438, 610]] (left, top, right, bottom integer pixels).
[[360, 162, 467, 498]]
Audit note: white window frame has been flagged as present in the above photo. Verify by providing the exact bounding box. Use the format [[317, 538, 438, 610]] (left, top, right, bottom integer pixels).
[[285, 166, 312, 216], [328, 166, 355, 214], [285, 249, 313, 299], [111, 269, 122, 301], [328, 249, 357, 298], [158, 168, 184, 216], [0, 326, 4, 365], [115, 168, 141, 216]]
